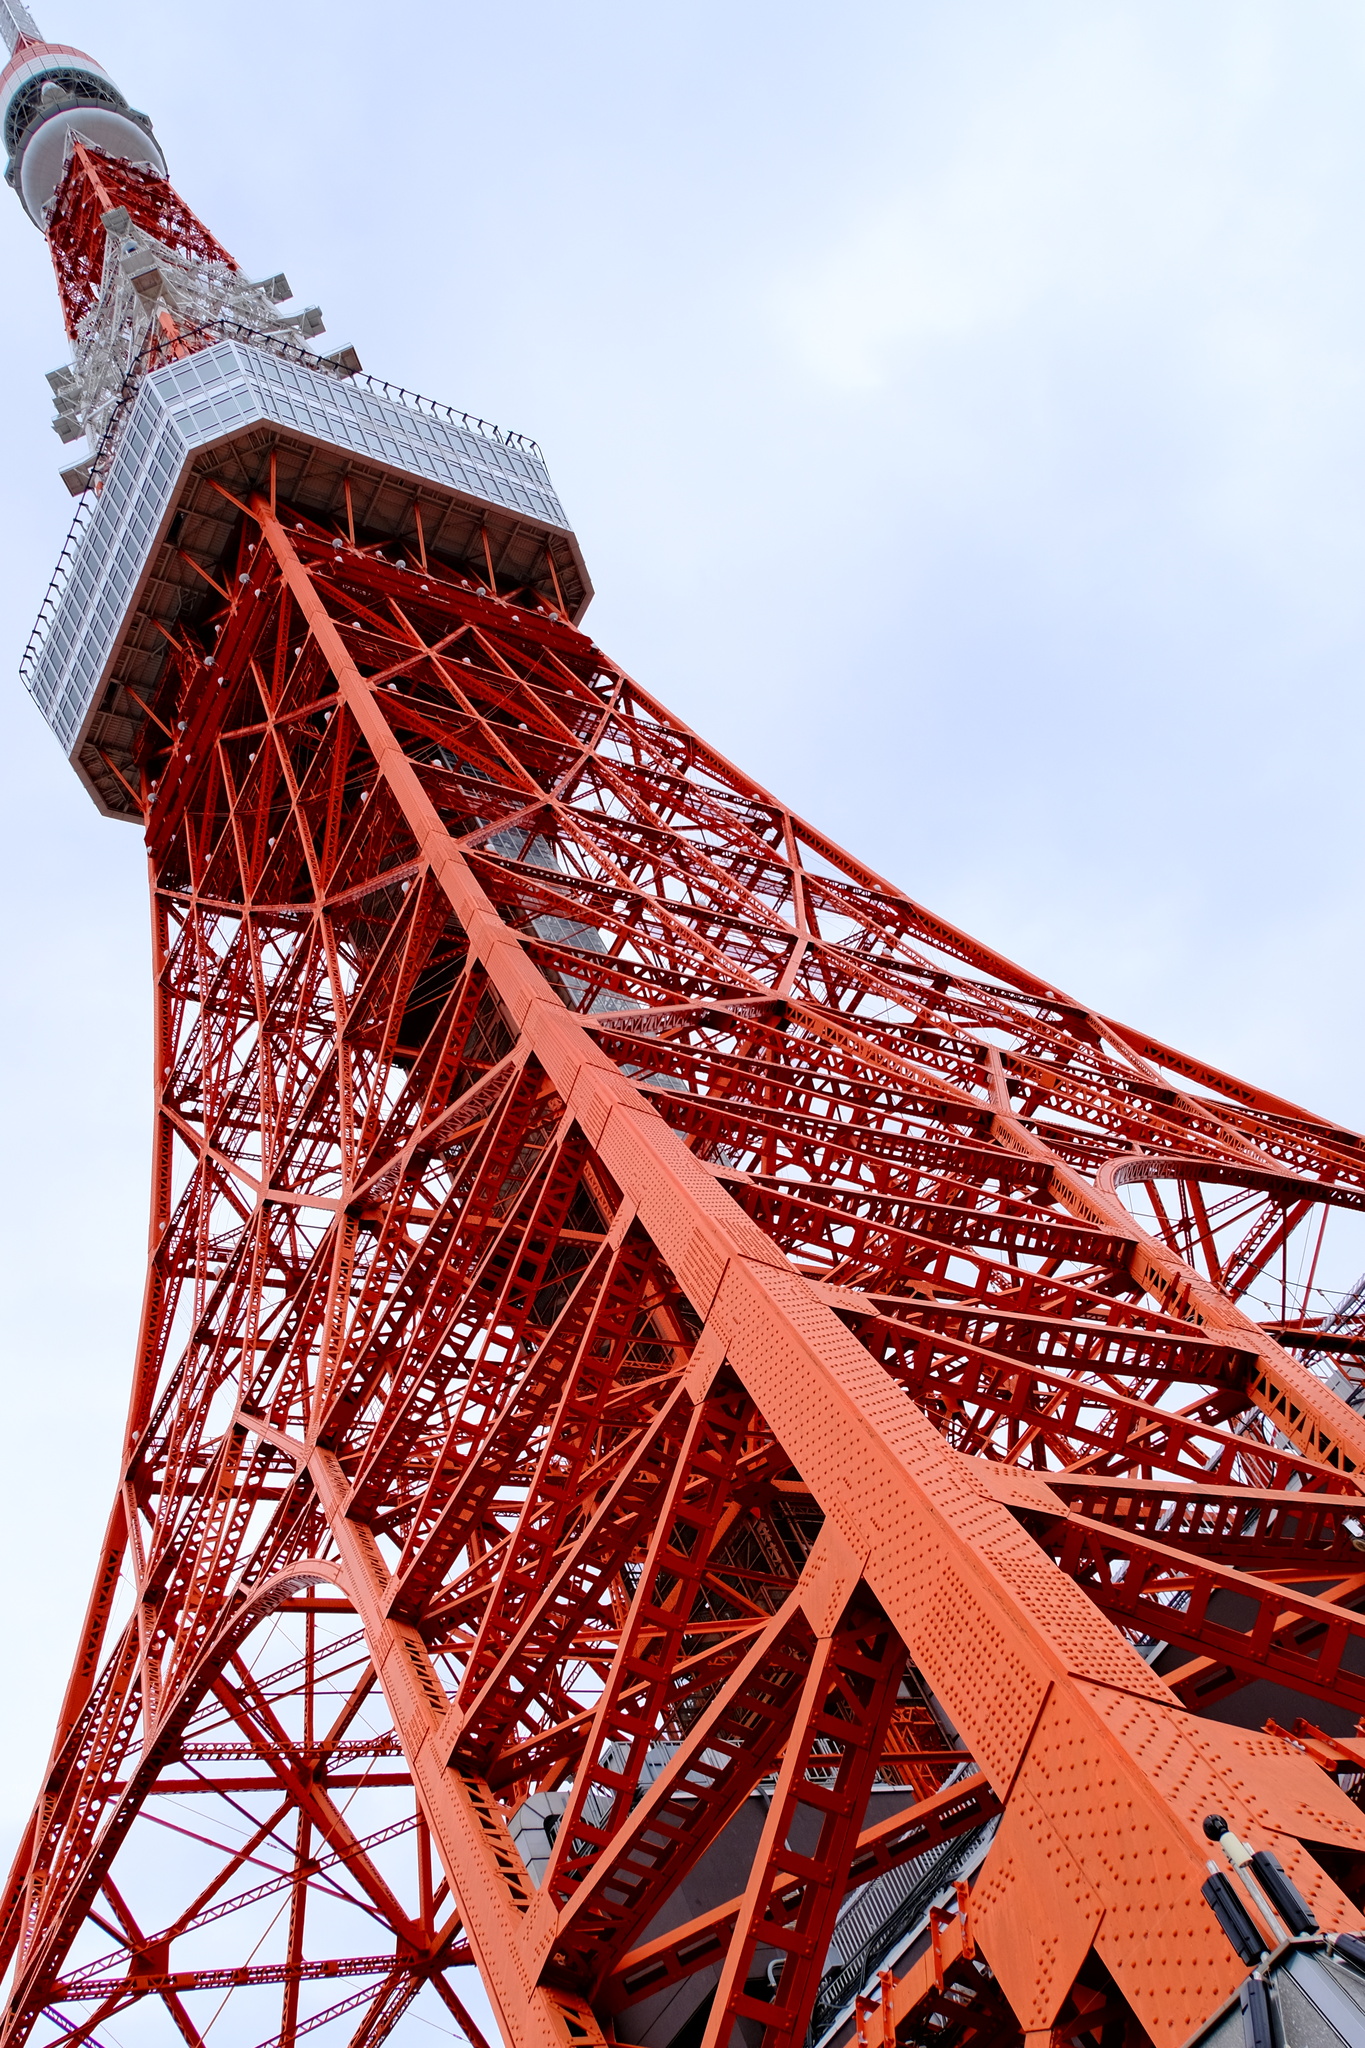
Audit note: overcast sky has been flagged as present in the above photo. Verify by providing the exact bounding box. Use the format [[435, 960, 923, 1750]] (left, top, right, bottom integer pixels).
[[3, 0, 1365, 1873]]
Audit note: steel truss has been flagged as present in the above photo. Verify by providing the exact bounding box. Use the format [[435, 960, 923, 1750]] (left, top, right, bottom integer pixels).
[[8, 495, 1365, 2048]]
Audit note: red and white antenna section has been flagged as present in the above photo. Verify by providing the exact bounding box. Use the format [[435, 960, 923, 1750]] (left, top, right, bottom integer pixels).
[[1, 6, 323, 479]]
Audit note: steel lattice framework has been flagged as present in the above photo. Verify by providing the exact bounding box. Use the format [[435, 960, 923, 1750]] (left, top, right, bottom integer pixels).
[[8, 20, 1365, 2048], [45, 134, 234, 335]]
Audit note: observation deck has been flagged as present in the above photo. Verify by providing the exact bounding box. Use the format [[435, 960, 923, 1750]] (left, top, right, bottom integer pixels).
[[22, 330, 591, 817]]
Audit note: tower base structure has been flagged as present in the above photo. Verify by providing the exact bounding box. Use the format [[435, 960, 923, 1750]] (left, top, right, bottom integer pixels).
[[10, 245, 1365, 2048]]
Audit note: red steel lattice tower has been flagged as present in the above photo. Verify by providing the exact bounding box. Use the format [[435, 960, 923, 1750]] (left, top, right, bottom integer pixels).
[[7, 15, 1365, 2048]]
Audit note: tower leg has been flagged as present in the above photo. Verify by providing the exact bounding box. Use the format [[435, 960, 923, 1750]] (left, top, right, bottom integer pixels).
[[9, 489, 1365, 2048]]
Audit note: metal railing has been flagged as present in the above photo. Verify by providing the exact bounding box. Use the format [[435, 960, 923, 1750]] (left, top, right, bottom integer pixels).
[[805, 1822, 993, 2048], [19, 484, 100, 687], [91, 316, 544, 463]]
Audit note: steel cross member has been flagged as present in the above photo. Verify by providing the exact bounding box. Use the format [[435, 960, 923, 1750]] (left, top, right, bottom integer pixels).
[[12, 495, 1365, 2048], [235, 507, 1365, 2047]]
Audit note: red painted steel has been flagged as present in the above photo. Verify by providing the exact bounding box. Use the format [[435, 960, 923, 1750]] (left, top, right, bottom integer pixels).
[[45, 136, 235, 337], [9, 121, 1365, 2048]]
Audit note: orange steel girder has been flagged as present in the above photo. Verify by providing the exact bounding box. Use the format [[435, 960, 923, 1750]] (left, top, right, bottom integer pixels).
[[9, 498, 1365, 2048]]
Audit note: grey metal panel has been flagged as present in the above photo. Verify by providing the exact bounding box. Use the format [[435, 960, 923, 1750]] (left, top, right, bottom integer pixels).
[[22, 339, 572, 759]]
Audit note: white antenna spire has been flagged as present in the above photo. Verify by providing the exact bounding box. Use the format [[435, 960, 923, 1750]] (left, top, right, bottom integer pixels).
[[0, 1, 41, 52]]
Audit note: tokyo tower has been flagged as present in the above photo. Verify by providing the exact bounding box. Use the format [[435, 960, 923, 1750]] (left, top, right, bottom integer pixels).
[[9, 12, 1365, 2048]]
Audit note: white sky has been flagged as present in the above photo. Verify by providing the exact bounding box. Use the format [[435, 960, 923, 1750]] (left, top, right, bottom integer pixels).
[[3, 0, 1365, 1870]]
